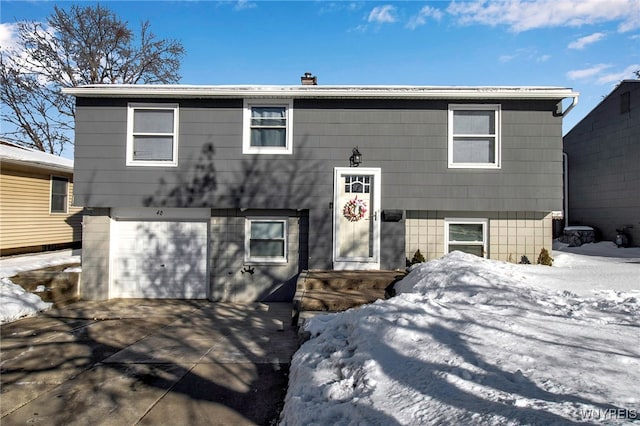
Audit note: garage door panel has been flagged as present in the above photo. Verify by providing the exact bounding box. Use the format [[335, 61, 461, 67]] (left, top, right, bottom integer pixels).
[[111, 220, 208, 299], [112, 258, 140, 298]]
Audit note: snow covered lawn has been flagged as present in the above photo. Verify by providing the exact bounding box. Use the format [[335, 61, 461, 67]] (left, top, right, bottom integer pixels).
[[281, 244, 639, 425], [0, 249, 80, 324]]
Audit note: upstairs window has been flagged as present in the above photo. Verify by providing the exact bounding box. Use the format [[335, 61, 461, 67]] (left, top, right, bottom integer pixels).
[[243, 100, 293, 154], [448, 105, 501, 169], [50, 176, 69, 213], [127, 104, 179, 166], [244, 218, 288, 264]]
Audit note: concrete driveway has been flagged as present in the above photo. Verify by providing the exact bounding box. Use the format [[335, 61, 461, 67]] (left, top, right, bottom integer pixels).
[[1, 300, 299, 425]]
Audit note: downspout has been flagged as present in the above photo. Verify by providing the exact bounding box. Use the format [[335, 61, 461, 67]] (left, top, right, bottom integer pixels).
[[559, 93, 578, 229], [563, 152, 569, 229]]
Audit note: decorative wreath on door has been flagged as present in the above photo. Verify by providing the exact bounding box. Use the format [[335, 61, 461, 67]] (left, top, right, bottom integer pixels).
[[343, 196, 368, 222]]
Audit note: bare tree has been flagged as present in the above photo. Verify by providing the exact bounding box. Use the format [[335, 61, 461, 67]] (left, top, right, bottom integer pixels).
[[0, 5, 185, 155]]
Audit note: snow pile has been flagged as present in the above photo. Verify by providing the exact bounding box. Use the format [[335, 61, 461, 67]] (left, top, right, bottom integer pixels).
[[0, 249, 79, 324], [0, 249, 80, 278], [1, 277, 52, 324], [281, 251, 640, 425]]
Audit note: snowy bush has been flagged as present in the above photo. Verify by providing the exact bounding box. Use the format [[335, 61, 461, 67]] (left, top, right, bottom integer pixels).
[[537, 248, 553, 266], [408, 249, 426, 266]]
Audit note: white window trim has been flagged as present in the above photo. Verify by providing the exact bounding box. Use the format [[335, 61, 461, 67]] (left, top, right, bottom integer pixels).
[[126, 103, 179, 167], [242, 99, 293, 155], [444, 218, 489, 258], [244, 217, 288, 264], [448, 104, 501, 169], [49, 175, 69, 214]]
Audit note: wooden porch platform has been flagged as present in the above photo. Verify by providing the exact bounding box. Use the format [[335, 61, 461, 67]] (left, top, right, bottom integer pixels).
[[292, 269, 406, 326]]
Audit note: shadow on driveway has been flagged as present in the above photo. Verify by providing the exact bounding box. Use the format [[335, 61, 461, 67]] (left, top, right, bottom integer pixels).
[[1, 300, 299, 425]]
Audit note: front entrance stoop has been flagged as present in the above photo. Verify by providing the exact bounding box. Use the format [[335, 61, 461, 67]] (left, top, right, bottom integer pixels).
[[292, 269, 405, 330]]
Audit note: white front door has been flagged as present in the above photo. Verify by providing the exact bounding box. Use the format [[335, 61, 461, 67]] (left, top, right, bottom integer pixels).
[[333, 167, 381, 270]]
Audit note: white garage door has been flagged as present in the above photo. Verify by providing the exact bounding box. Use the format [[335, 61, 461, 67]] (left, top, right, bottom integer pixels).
[[111, 220, 208, 299]]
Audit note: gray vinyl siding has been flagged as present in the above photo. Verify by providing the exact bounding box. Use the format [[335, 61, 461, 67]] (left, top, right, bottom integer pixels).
[[208, 209, 307, 302], [74, 98, 563, 212], [563, 81, 640, 243]]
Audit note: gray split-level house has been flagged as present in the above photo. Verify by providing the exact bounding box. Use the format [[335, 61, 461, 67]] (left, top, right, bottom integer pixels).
[[63, 77, 579, 302], [563, 80, 639, 245]]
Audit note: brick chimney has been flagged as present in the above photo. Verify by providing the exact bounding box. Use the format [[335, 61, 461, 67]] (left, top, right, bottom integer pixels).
[[301, 72, 317, 85]]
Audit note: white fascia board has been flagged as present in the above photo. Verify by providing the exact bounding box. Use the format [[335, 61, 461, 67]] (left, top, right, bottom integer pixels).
[[62, 84, 579, 101], [0, 156, 73, 173], [0, 144, 73, 173]]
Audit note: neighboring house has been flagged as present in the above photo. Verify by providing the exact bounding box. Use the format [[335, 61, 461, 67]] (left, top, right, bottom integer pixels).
[[563, 80, 639, 245], [63, 78, 578, 302], [0, 141, 82, 256]]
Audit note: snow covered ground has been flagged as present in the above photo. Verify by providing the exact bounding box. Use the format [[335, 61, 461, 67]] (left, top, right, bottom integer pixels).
[[281, 243, 640, 425], [1, 244, 639, 424], [0, 249, 80, 324]]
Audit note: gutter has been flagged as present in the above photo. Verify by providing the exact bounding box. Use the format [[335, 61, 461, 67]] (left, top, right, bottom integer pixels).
[[62, 84, 580, 101], [0, 157, 73, 174], [559, 93, 579, 117], [0, 156, 73, 174]]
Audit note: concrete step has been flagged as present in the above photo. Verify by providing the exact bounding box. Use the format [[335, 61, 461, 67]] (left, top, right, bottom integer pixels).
[[292, 270, 405, 326]]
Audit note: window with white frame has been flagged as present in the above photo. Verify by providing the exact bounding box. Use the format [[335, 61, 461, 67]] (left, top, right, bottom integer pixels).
[[243, 100, 293, 154], [448, 104, 501, 169], [445, 218, 488, 258], [127, 103, 179, 166], [245, 218, 288, 263], [50, 176, 68, 213]]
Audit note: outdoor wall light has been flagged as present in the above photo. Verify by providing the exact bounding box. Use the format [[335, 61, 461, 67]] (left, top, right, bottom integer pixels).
[[349, 146, 362, 167]]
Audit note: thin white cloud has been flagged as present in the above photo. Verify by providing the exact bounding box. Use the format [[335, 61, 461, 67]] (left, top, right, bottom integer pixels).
[[567, 63, 640, 84], [566, 63, 612, 80], [350, 24, 369, 33], [406, 6, 443, 30], [234, 0, 256, 11], [596, 63, 640, 84], [0, 23, 19, 52], [447, 0, 640, 33], [568, 32, 606, 49], [0, 21, 66, 86], [499, 54, 517, 63], [368, 5, 397, 24], [498, 48, 551, 63], [318, 2, 363, 14]]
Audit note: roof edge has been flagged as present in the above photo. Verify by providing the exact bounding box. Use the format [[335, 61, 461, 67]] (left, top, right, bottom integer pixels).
[[0, 142, 73, 172], [564, 79, 637, 138], [62, 84, 579, 100]]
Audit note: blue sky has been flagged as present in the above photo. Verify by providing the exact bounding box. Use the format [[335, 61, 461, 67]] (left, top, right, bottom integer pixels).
[[2, 0, 639, 148]]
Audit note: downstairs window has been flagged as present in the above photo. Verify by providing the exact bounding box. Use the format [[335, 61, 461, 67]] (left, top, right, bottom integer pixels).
[[445, 218, 488, 258], [244, 218, 288, 264]]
